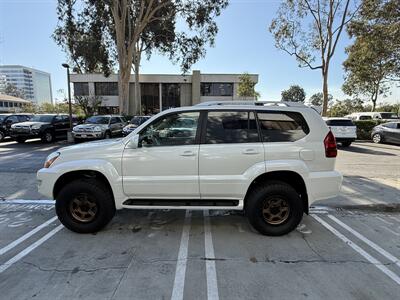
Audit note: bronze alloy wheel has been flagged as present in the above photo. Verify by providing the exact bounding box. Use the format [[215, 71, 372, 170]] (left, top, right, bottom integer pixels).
[[69, 193, 98, 223], [262, 197, 290, 225]]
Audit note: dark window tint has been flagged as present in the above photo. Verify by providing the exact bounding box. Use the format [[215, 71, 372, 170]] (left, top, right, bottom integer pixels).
[[18, 115, 30, 122], [257, 111, 309, 142], [74, 82, 89, 96], [201, 83, 233, 96], [110, 117, 119, 124], [95, 82, 118, 96], [139, 112, 199, 147], [6, 116, 19, 123], [326, 119, 354, 126], [359, 115, 372, 120], [205, 111, 258, 144], [380, 113, 398, 119]]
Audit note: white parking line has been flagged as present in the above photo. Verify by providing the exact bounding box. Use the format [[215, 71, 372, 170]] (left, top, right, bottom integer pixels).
[[0, 224, 63, 273], [0, 216, 58, 256], [204, 210, 219, 300], [0, 200, 55, 205], [312, 214, 400, 286], [327, 215, 400, 268], [171, 210, 192, 300]]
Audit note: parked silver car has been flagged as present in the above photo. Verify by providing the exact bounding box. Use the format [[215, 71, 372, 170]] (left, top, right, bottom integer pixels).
[[72, 115, 127, 142]]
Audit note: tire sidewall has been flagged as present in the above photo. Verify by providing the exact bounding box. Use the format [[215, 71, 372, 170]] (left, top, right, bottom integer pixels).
[[246, 183, 303, 236], [56, 180, 115, 233]]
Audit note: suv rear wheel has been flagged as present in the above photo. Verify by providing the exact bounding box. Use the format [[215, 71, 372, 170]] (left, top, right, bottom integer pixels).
[[55, 179, 115, 233], [372, 133, 382, 144], [245, 181, 303, 236], [42, 130, 54, 143]]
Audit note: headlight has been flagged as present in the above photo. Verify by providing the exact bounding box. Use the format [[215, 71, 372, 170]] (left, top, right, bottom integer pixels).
[[44, 152, 60, 168], [94, 126, 101, 131], [31, 124, 41, 130]]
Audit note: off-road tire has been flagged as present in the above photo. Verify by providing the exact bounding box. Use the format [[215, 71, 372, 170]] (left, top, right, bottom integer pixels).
[[56, 179, 116, 233], [245, 181, 304, 236]]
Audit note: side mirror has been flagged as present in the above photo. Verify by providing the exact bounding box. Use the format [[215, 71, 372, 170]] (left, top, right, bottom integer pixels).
[[127, 134, 139, 149]]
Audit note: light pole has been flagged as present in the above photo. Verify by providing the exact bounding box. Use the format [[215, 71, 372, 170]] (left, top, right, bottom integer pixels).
[[62, 63, 73, 130]]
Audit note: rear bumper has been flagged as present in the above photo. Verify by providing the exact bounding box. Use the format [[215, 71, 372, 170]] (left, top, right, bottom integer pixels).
[[307, 171, 342, 205]]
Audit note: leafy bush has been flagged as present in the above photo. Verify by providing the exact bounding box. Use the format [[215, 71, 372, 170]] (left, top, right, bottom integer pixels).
[[353, 120, 385, 140]]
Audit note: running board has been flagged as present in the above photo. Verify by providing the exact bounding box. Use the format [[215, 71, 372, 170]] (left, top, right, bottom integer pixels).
[[123, 199, 239, 207]]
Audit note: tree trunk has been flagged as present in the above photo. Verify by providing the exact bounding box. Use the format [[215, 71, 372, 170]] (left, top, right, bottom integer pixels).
[[118, 67, 130, 115], [322, 71, 329, 116], [134, 61, 141, 115]]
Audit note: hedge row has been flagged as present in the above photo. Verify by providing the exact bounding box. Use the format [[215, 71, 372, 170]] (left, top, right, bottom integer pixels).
[[353, 120, 385, 140]]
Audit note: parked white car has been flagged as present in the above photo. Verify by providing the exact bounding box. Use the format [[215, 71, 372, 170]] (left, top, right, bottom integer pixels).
[[346, 112, 400, 122], [324, 117, 357, 147], [37, 101, 342, 236]]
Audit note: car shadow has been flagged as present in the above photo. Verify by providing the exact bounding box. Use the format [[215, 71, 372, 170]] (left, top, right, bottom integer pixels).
[[339, 144, 397, 156], [316, 175, 400, 211]]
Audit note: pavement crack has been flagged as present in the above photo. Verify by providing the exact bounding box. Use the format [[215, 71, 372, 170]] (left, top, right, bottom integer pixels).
[[22, 261, 127, 274]]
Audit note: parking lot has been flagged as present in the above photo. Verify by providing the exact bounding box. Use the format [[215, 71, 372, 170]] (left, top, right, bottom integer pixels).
[[0, 139, 399, 299]]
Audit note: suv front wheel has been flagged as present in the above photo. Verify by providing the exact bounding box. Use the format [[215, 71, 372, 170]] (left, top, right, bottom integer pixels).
[[245, 181, 303, 236], [55, 179, 116, 233]]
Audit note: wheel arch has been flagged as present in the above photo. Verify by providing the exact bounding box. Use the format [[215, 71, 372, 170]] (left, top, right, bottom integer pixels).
[[244, 170, 309, 214], [53, 170, 114, 205]]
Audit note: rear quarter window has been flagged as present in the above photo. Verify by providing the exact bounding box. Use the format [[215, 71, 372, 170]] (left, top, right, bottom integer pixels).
[[257, 111, 309, 142]]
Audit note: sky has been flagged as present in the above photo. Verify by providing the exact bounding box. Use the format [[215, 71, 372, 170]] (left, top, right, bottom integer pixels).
[[0, 0, 398, 105]]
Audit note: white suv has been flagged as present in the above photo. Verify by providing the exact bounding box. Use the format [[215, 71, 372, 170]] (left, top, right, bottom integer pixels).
[[37, 101, 342, 236]]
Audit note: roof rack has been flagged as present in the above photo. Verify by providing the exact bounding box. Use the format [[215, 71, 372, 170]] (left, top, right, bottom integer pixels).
[[195, 101, 306, 108]]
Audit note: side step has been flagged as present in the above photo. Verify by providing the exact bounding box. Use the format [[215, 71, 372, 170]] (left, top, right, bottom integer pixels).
[[123, 199, 239, 207]]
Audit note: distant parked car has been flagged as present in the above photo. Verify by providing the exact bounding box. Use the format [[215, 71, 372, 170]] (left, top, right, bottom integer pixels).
[[346, 112, 400, 122], [122, 116, 151, 136], [72, 115, 127, 142], [10, 114, 73, 143], [324, 117, 357, 147], [371, 122, 400, 145], [0, 114, 33, 142]]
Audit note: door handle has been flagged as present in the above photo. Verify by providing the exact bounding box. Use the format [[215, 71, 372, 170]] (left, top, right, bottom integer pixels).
[[180, 150, 196, 157], [242, 149, 259, 155]]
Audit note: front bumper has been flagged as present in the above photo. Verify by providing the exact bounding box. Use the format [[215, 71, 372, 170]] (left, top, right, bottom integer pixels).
[[72, 131, 103, 139], [308, 170, 343, 205], [37, 168, 58, 199]]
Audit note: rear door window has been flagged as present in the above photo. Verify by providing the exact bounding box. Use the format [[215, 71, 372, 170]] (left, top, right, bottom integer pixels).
[[257, 111, 309, 142], [205, 111, 259, 144]]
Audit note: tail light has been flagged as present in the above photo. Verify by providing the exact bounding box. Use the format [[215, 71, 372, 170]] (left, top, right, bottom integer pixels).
[[324, 131, 337, 158]]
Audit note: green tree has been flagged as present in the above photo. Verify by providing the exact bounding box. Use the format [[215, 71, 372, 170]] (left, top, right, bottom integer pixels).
[[54, 0, 228, 115], [269, 0, 359, 116], [328, 98, 365, 117], [309, 92, 333, 106], [75, 95, 103, 117], [237, 73, 260, 100], [342, 0, 399, 112], [281, 85, 306, 102], [4, 83, 25, 99]]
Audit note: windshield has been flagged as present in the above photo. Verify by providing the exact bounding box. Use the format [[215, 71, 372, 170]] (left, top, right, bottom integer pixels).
[[380, 113, 398, 119], [30, 115, 54, 122], [85, 116, 110, 124], [0, 115, 8, 122]]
